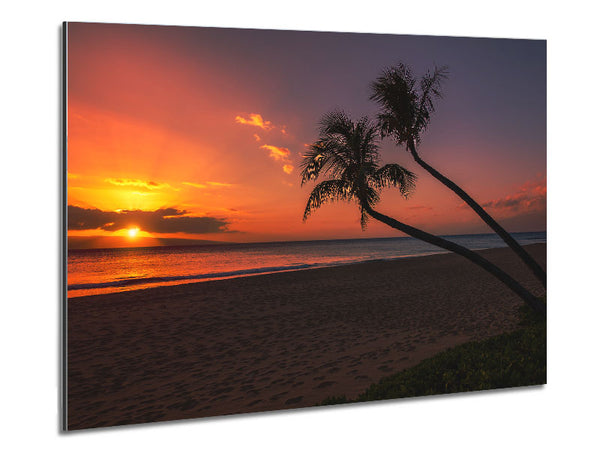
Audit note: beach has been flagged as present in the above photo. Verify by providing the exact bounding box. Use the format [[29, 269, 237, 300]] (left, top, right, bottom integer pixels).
[[67, 243, 546, 430]]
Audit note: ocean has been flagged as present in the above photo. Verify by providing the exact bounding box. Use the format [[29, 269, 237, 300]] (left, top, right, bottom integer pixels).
[[67, 231, 546, 298]]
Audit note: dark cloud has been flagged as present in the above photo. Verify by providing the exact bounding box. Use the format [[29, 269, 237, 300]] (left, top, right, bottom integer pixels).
[[68, 205, 230, 234]]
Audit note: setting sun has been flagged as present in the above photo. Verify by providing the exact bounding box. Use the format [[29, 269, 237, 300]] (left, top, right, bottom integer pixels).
[[128, 227, 140, 238]]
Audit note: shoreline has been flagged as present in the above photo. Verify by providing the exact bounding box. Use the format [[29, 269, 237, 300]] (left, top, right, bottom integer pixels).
[[68, 242, 545, 299], [68, 250, 448, 298], [68, 244, 546, 429]]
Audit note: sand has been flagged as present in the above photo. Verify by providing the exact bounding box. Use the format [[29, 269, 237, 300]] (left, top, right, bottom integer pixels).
[[67, 243, 546, 430]]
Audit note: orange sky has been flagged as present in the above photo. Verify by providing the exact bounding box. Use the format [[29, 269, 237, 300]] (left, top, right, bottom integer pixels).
[[67, 23, 546, 247]]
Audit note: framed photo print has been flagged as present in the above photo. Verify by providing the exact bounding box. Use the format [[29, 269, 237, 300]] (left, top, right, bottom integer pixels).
[[63, 22, 546, 430]]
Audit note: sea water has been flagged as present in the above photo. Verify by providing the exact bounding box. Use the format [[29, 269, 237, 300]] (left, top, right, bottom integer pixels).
[[67, 231, 546, 298]]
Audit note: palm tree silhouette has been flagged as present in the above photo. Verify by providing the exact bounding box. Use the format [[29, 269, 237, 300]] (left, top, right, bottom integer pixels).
[[301, 111, 546, 315], [370, 63, 547, 289]]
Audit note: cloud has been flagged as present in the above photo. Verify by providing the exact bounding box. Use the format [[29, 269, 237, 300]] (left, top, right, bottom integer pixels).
[[237, 114, 294, 174], [480, 177, 546, 213], [182, 181, 207, 189], [68, 205, 230, 234], [105, 178, 175, 190], [260, 144, 290, 161], [235, 113, 273, 130], [236, 113, 289, 136], [206, 181, 233, 187], [182, 181, 233, 189], [407, 205, 433, 211], [259, 144, 294, 175]]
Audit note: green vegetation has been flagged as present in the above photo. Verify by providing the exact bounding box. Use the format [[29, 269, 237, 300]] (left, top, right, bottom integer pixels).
[[319, 304, 546, 406]]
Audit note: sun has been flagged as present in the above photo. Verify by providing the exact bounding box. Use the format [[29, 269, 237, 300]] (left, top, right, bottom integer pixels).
[[128, 227, 140, 238]]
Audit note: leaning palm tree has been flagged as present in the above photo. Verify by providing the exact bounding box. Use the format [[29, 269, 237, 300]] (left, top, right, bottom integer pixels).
[[370, 63, 547, 289], [302, 110, 546, 314]]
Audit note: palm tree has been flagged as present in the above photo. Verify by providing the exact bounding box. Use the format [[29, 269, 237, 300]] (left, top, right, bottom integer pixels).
[[301, 111, 546, 315], [370, 63, 547, 289]]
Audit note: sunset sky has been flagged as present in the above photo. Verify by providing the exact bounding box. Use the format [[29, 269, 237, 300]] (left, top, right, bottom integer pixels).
[[67, 22, 546, 247]]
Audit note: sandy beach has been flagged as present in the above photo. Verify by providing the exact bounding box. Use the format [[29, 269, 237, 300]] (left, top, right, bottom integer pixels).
[[67, 243, 545, 430]]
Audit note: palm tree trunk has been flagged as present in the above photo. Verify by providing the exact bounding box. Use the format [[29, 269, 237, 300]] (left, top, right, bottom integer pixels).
[[362, 203, 546, 315], [407, 141, 546, 289]]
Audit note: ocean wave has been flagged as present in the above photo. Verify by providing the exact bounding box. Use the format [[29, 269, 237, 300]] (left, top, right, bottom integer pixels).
[[67, 233, 545, 294], [67, 263, 317, 291], [67, 252, 445, 292]]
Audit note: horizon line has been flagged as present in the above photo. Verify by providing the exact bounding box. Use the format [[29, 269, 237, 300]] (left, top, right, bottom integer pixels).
[[68, 230, 547, 252]]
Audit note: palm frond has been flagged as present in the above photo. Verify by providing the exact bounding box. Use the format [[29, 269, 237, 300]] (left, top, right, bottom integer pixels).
[[414, 65, 449, 137], [300, 143, 326, 185], [370, 62, 448, 147], [360, 184, 380, 210], [301, 110, 414, 230], [370, 64, 418, 144], [302, 179, 352, 221], [319, 110, 355, 138], [372, 164, 417, 198], [300, 140, 350, 185], [355, 116, 381, 163]]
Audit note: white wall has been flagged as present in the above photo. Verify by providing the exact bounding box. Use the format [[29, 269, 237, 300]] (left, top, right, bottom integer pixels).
[[1, 1, 598, 448]]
